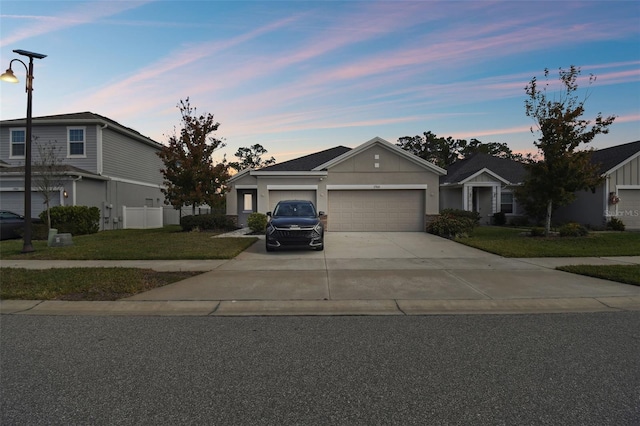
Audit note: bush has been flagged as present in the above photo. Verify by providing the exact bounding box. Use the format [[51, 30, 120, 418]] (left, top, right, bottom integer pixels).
[[606, 217, 625, 231], [530, 227, 545, 237], [508, 216, 530, 227], [558, 222, 589, 237], [493, 212, 506, 226], [41, 206, 100, 235], [180, 213, 237, 232], [247, 213, 267, 233], [441, 208, 480, 226], [427, 213, 476, 239]]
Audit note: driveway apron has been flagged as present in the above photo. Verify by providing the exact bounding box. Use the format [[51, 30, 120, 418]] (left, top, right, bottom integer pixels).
[[124, 232, 640, 302]]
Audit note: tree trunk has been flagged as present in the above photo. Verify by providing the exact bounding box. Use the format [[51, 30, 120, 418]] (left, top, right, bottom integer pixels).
[[545, 200, 553, 236]]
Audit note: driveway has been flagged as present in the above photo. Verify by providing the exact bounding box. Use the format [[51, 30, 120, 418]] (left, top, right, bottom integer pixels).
[[124, 232, 640, 313]]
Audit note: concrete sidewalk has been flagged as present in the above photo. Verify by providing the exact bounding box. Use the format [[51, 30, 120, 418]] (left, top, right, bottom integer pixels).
[[2, 232, 639, 316]]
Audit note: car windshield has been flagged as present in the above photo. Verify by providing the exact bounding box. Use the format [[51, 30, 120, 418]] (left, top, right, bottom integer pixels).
[[273, 202, 316, 217]]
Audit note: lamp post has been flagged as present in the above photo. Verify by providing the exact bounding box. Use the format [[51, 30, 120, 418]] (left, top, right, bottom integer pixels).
[[1, 49, 47, 253]]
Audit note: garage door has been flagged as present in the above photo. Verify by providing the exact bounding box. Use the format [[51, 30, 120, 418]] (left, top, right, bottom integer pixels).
[[268, 190, 317, 212], [617, 189, 640, 229], [0, 191, 25, 214], [328, 190, 424, 231]]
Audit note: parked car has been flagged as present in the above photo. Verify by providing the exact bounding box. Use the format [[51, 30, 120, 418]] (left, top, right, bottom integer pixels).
[[0, 210, 42, 240], [266, 200, 324, 252]]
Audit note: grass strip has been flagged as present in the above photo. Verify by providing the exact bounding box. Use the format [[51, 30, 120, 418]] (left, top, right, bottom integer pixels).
[[1, 268, 201, 300], [556, 265, 640, 286]]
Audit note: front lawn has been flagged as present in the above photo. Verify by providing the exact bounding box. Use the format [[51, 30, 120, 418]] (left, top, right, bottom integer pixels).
[[456, 226, 640, 257], [1, 268, 200, 300], [556, 265, 640, 286], [0, 226, 258, 260]]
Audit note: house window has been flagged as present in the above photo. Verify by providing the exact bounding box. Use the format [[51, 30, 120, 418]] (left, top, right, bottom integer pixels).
[[67, 127, 86, 157], [10, 129, 25, 158], [243, 193, 253, 211], [501, 191, 514, 214]]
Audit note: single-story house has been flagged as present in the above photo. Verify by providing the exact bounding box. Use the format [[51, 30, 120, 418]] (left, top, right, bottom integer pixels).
[[0, 112, 177, 229], [553, 140, 640, 229], [226, 137, 446, 231], [440, 153, 527, 225]]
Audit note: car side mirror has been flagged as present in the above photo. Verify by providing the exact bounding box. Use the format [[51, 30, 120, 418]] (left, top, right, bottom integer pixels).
[[318, 211, 325, 216], [266, 212, 271, 217]]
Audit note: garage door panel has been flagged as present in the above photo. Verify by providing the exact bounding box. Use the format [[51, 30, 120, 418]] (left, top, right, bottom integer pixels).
[[617, 189, 640, 229], [328, 190, 424, 232]]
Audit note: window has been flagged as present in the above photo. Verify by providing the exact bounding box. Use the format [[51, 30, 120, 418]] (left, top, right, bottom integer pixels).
[[10, 129, 25, 158], [501, 191, 514, 214], [243, 193, 253, 211], [67, 127, 85, 157]]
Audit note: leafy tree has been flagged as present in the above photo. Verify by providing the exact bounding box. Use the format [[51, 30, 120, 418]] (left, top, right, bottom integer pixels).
[[515, 66, 616, 235], [157, 98, 230, 215], [397, 131, 521, 168], [33, 139, 66, 229], [229, 143, 276, 171]]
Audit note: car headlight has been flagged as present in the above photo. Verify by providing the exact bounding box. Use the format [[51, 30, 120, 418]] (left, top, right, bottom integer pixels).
[[267, 223, 276, 235], [313, 223, 323, 234]]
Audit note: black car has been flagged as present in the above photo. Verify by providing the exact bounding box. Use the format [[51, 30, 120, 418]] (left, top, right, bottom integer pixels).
[[266, 200, 324, 251], [0, 210, 41, 240]]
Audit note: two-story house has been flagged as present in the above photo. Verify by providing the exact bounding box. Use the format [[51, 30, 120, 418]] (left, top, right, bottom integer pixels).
[[0, 112, 175, 230]]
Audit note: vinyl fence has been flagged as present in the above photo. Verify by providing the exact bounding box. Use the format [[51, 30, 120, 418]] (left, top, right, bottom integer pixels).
[[122, 205, 163, 229]]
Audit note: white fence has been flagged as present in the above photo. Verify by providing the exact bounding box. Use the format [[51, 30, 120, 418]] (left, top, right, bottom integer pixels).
[[122, 205, 163, 229]]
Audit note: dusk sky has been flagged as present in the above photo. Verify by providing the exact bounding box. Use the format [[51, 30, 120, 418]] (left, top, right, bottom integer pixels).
[[1, 1, 638, 164]]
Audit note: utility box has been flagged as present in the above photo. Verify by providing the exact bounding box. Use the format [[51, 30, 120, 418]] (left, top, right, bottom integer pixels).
[[50, 233, 73, 247]]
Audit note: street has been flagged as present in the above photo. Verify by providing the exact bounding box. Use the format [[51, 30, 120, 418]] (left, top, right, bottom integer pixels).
[[2, 313, 639, 425]]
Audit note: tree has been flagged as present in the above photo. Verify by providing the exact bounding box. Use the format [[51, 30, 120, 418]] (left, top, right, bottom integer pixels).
[[157, 98, 231, 215], [397, 131, 521, 168], [515, 66, 616, 235], [229, 143, 276, 172], [33, 139, 66, 229]]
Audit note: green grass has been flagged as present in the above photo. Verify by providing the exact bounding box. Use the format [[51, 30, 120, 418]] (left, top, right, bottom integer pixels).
[[0, 225, 258, 260], [0, 268, 201, 300], [456, 226, 640, 257], [556, 265, 640, 286]]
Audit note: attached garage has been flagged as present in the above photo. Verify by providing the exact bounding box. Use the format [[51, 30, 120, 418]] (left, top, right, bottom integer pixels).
[[328, 189, 425, 231], [616, 188, 640, 229], [268, 189, 317, 212]]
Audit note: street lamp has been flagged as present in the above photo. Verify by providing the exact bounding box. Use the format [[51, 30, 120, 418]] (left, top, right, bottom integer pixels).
[[1, 49, 47, 253]]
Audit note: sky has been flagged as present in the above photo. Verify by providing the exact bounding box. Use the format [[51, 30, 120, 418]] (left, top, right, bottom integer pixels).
[[1, 0, 639, 164]]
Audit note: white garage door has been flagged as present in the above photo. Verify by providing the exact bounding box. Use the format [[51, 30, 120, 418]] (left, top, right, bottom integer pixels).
[[617, 189, 640, 229], [328, 190, 424, 232], [268, 190, 317, 212], [0, 191, 25, 213]]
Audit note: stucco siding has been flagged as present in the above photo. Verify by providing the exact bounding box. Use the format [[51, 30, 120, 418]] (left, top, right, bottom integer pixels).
[[440, 187, 463, 211], [553, 184, 606, 227], [101, 127, 164, 185]]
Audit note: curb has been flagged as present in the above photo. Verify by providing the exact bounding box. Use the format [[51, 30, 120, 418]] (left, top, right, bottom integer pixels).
[[2, 296, 639, 316]]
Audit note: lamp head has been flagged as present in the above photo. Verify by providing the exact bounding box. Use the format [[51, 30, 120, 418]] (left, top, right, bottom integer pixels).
[[0, 68, 18, 83]]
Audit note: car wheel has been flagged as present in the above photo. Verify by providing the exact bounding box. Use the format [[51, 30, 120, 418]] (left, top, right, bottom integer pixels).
[[316, 244, 324, 251], [266, 241, 274, 252]]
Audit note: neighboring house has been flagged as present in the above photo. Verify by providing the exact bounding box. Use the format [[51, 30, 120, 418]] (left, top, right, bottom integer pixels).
[[440, 153, 527, 225], [226, 137, 446, 231], [553, 140, 640, 230], [0, 112, 174, 230]]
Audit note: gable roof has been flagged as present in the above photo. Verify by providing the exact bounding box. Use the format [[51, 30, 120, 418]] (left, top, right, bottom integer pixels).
[[315, 137, 447, 175], [259, 146, 352, 172], [441, 153, 526, 185], [591, 140, 640, 175], [0, 112, 161, 148]]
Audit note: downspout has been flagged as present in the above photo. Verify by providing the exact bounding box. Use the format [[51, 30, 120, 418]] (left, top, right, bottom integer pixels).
[[97, 123, 107, 175]]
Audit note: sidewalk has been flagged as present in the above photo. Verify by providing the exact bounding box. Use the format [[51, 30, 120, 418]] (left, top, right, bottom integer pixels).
[[2, 231, 639, 316]]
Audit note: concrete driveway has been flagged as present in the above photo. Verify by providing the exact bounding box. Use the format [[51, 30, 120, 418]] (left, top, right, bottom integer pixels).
[[122, 232, 640, 314]]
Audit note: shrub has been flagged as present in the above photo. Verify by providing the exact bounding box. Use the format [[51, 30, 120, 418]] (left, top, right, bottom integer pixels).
[[530, 227, 545, 237], [508, 216, 530, 227], [180, 213, 237, 232], [247, 213, 267, 233], [606, 217, 625, 231], [558, 222, 589, 237], [427, 213, 476, 239], [441, 208, 480, 225], [41, 206, 100, 235], [493, 212, 506, 226]]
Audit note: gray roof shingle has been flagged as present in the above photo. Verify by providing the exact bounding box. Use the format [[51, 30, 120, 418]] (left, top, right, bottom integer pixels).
[[591, 140, 640, 174], [260, 146, 352, 171], [441, 153, 526, 185]]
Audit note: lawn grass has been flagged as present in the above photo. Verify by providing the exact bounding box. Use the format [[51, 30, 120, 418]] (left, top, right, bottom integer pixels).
[[0, 268, 201, 300], [456, 226, 640, 257], [0, 225, 258, 260], [556, 265, 640, 286]]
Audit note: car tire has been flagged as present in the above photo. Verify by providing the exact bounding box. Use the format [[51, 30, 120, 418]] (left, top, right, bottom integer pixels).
[[316, 244, 324, 251], [266, 241, 274, 252]]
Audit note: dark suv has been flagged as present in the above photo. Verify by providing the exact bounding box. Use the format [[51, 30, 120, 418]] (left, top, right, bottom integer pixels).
[[266, 200, 324, 251]]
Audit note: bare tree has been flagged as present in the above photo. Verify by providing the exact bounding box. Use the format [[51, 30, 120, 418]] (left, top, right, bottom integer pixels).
[[33, 139, 66, 229]]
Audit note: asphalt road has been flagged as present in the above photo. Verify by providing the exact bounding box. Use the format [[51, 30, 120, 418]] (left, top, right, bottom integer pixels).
[[2, 313, 639, 425]]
